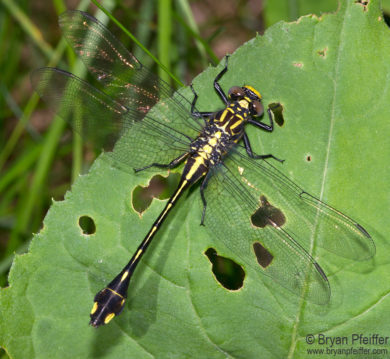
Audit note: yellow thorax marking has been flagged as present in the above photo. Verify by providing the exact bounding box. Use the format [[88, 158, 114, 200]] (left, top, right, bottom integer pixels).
[[219, 108, 229, 123], [216, 120, 229, 132], [230, 119, 242, 130]]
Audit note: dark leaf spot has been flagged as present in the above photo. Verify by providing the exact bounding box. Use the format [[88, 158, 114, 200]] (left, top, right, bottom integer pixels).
[[132, 173, 180, 213], [251, 195, 286, 228], [384, 13, 390, 27], [253, 242, 274, 268], [205, 248, 245, 290], [317, 48, 327, 58], [79, 215, 96, 235], [268, 102, 284, 127]]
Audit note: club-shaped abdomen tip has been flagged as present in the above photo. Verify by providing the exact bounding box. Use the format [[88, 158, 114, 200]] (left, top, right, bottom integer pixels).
[[89, 287, 126, 328]]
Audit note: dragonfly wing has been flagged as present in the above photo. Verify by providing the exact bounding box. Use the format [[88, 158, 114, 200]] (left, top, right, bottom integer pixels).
[[32, 67, 192, 169], [231, 146, 375, 261], [58, 10, 203, 136], [203, 153, 331, 304], [203, 145, 374, 303]]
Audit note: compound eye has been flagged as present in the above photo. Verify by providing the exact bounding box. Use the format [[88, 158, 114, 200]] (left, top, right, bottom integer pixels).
[[252, 100, 264, 116], [228, 86, 244, 99]]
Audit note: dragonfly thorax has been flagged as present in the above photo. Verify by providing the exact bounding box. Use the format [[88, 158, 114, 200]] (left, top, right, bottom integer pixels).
[[191, 125, 229, 164]]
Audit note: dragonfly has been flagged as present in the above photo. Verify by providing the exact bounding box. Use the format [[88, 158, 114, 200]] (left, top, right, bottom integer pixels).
[[32, 10, 375, 328]]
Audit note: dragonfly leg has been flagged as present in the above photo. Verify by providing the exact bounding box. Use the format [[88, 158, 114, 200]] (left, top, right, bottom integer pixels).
[[190, 55, 231, 119], [134, 152, 188, 173], [199, 171, 214, 225], [248, 108, 274, 132], [213, 55, 230, 105], [243, 133, 284, 163], [190, 84, 214, 118]]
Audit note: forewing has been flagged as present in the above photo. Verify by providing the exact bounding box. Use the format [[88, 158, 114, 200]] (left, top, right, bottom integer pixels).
[[203, 156, 330, 304], [58, 10, 203, 136], [31, 68, 192, 169]]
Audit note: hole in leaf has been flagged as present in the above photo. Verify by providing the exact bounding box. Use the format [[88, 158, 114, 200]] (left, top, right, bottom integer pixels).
[[268, 102, 284, 127], [355, 0, 369, 11], [383, 13, 390, 27], [251, 195, 286, 228], [253, 242, 274, 268], [306, 155, 312, 162], [317, 47, 327, 58], [205, 248, 245, 290], [79, 215, 96, 235], [132, 173, 181, 214]]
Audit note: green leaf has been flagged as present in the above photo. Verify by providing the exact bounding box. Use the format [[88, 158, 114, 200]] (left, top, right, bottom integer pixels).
[[382, 0, 390, 14], [1, 0, 389, 357]]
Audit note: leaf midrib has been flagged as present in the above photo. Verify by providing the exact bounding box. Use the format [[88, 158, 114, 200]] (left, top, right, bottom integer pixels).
[[287, 2, 349, 357]]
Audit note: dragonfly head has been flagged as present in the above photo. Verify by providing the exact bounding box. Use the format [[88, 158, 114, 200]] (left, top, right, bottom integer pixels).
[[228, 85, 264, 117]]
